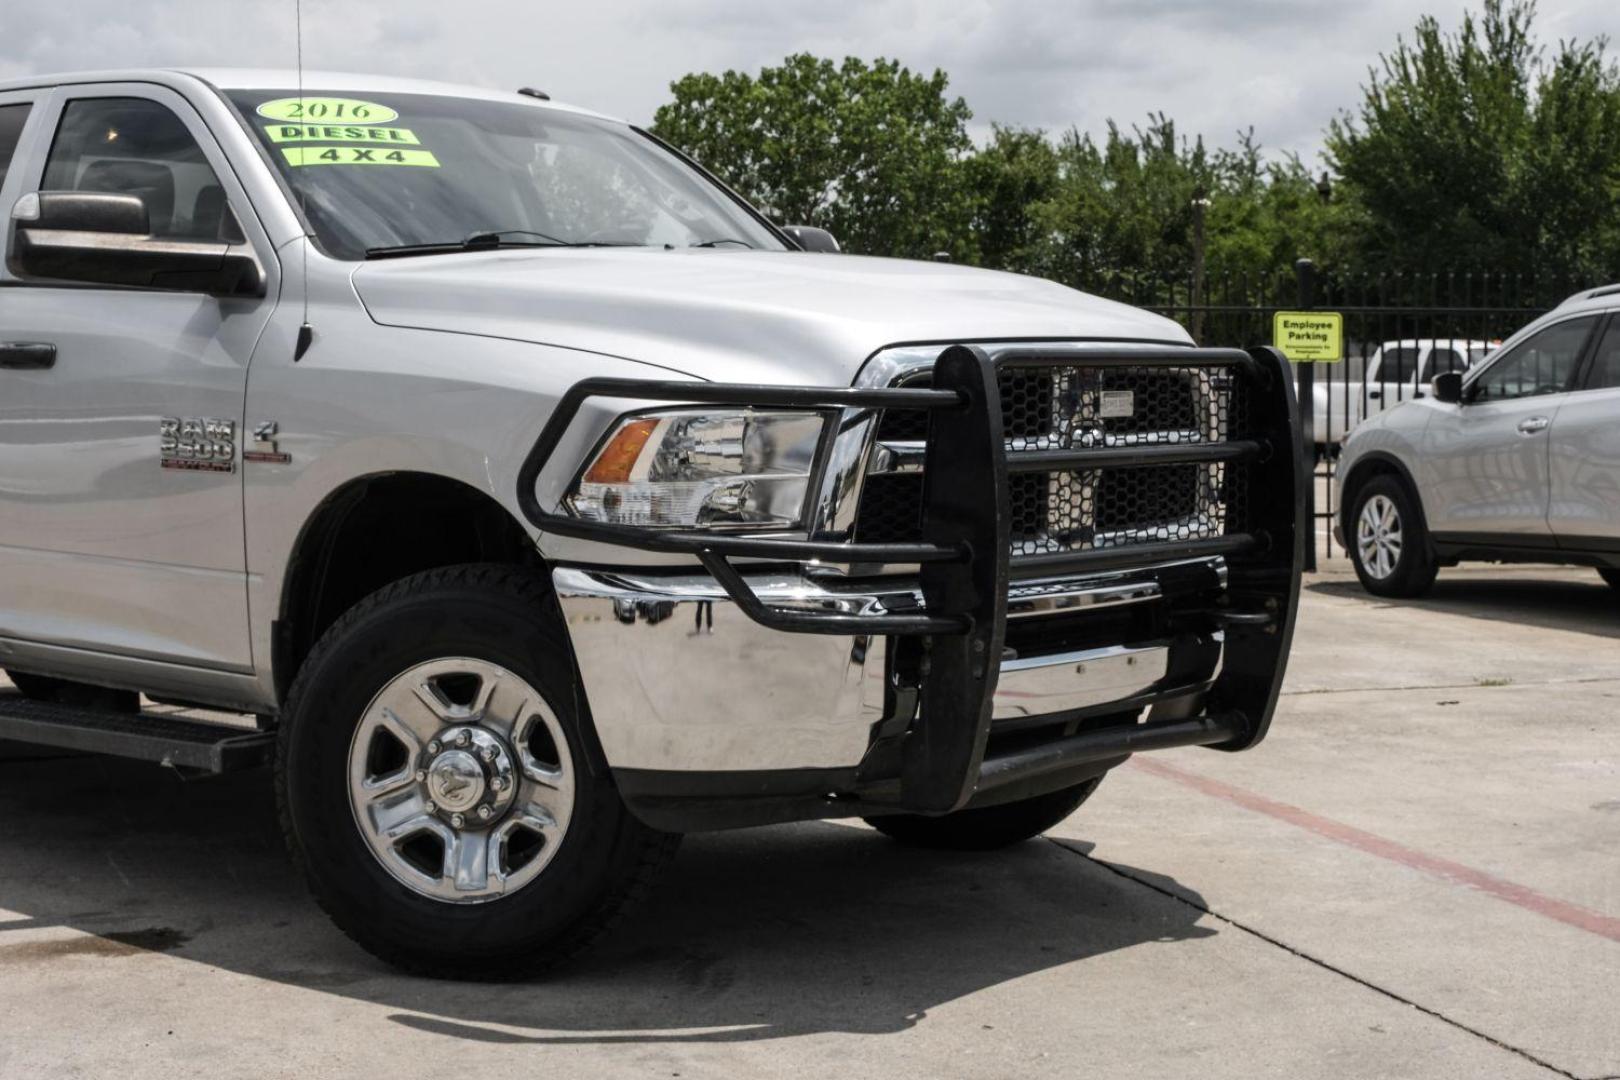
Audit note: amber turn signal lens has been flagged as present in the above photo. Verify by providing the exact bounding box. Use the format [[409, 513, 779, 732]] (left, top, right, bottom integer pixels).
[[583, 417, 660, 484]]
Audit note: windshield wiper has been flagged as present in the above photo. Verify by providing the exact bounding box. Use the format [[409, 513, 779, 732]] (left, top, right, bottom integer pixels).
[[364, 229, 616, 260], [691, 237, 755, 249]]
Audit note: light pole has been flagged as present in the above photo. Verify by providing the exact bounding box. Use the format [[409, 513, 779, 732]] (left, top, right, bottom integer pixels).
[[1190, 185, 1212, 343]]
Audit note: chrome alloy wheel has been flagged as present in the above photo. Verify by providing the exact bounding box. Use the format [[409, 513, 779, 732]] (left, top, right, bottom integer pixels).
[[1357, 494, 1404, 581], [347, 658, 574, 904]]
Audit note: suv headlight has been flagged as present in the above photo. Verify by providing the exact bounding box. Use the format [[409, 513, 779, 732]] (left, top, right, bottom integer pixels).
[[565, 409, 826, 530]]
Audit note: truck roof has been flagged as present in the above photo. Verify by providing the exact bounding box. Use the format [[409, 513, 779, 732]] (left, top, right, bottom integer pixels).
[[0, 68, 617, 124]]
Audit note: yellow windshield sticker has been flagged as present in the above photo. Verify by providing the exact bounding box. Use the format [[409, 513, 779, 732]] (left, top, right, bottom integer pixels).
[[265, 124, 421, 145], [257, 97, 399, 124], [281, 146, 440, 168]]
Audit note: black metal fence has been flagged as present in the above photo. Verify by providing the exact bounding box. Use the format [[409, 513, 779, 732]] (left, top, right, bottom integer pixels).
[[1078, 262, 1599, 563]]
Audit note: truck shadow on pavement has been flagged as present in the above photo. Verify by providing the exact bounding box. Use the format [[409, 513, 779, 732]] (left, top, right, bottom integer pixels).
[[1308, 573, 1620, 639], [0, 752, 1213, 1044]]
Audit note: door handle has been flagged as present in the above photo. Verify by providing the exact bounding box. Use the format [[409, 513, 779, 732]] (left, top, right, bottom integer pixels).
[[1518, 417, 1550, 435], [0, 343, 56, 370]]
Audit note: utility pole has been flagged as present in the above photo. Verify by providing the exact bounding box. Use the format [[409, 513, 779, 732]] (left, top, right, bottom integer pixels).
[[1190, 186, 1211, 343]]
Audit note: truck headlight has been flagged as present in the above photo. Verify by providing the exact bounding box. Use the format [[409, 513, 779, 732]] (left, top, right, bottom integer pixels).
[[565, 409, 826, 530]]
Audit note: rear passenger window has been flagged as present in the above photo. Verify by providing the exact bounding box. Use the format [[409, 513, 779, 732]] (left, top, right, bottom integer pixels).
[[0, 104, 31, 191], [1583, 321, 1620, 392], [1379, 347, 1421, 385], [40, 97, 236, 241]]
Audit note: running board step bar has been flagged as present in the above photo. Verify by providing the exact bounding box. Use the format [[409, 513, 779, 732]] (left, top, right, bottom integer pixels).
[[0, 691, 273, 773]]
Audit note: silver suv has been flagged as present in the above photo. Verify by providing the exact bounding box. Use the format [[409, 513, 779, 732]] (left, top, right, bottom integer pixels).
[[1338, 287, 1620, 596], [0, 69, 1303, 977]]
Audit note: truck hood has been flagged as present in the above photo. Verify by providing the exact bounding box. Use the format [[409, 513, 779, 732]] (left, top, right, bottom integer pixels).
[[351, 249, 1190, 385]]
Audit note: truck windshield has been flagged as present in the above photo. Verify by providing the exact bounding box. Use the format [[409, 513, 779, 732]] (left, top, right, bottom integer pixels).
[[226, 90, 785, 261]]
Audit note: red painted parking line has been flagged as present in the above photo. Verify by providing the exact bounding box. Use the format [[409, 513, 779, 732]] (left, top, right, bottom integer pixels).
[[1132, 757, 1620, 945]]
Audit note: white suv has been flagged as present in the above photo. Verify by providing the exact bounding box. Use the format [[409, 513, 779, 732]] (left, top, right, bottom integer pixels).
[[1337, 287, 1620, 596]]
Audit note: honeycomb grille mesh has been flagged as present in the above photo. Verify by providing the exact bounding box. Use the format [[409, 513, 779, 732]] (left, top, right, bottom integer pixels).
[[859, 362, 1253, 557]]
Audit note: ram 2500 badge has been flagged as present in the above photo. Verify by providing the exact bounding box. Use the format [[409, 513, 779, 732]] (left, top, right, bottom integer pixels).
[[0, 70, 1304, 977]]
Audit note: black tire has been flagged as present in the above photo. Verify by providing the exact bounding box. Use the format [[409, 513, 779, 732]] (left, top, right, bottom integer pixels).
[[1600, 568, 1620, 591], [863, 777, 1103, 851], [3, 670, 139, 712], [1347, 475, 1438, 598], [277, 564, 679, 980]]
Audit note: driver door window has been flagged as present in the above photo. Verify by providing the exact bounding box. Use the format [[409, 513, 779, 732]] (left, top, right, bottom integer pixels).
[[1470, 319, 1596, 403], [40, 97, 238, 241], [1427, 348, 1467, 379], [0, 103, 32, 191]]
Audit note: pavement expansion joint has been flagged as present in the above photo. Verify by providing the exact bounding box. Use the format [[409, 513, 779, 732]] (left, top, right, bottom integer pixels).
[[1282, 675, 1620, 697], [1045, 836, 1586, 1080]]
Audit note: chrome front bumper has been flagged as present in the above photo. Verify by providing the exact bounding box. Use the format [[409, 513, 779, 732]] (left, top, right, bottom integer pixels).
[[531, 344, 1304, 829], [555, 562, 1221, 774]]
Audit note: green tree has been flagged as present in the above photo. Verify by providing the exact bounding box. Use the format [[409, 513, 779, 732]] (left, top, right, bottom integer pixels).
[[651, 54, 976, 260], [1326, 0, 1620, 284], [1007, 117, 1338, 291], [961, 125, 1061, 273], [1011, 116, 1210, 291]]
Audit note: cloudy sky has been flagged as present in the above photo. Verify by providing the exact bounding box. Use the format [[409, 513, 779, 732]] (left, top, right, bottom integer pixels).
[[1, 1, 1611, 164]]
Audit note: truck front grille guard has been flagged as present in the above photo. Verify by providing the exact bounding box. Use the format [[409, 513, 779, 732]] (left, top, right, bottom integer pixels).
[[517, 344, 1305, 814]]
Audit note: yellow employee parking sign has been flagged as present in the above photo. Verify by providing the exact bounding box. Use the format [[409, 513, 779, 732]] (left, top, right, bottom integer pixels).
[[1274, 311, 1344, 362]]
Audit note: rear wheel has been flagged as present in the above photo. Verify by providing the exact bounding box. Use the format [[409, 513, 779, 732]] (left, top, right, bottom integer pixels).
[[278, 564, 678, 979], [863, 777, 1103, 851], [1348, 476, 1438, 598]]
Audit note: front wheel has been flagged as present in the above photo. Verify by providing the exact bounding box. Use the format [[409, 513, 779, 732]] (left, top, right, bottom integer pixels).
[[863, 777, 1103, 851], [277, 564, 678, 979], [1348, 476, 1438, 598]]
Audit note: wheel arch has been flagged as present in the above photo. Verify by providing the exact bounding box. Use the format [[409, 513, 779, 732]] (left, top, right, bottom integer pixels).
[[1339, 451, 1430, 546], [273, 471, 545, 703]]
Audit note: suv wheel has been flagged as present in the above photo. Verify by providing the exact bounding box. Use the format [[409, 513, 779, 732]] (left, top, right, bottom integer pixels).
[[1348, 476, 1438, 598], [278, 564, 678, 979], [863, 777, 1103, 851]]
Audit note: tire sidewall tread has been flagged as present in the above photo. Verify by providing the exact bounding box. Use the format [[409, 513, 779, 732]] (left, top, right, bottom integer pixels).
[[276, 563, 677, 980], [864, 777, 1103, 851], [1349, 476, 1439, 598]]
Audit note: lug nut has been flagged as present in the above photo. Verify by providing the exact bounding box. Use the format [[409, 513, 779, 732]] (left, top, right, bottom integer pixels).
[[427, 740, 441, 755], [457, 731, 472, 747], [424, 801, 438, 815], [414, 769, 427, 783], [450, 813, 465, 828], [479, 745, 496, 762], [491, 776, 507, 792], [477, 806, 493, 820]]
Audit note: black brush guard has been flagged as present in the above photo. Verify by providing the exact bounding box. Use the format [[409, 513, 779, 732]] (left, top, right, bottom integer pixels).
[[518, 344, 1305, 822]]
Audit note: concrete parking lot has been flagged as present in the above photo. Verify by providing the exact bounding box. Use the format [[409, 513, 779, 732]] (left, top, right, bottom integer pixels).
[[1, 565, 1616, 1080]]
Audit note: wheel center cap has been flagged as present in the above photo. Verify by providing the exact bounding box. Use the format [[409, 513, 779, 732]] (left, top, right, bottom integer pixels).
[[427, 750, 486, 812]]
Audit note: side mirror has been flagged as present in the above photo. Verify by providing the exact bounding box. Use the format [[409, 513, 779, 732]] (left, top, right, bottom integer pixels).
[[1432, 371, 1464, 405], [9, 191, 264, 298], [781, 225, 841, 254]]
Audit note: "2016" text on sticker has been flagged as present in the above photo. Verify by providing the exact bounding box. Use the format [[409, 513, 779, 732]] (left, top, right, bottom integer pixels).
[[257, 97, 400, 124]]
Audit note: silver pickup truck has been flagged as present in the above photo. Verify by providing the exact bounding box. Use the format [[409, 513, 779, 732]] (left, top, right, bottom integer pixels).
[[0, 69, 1305, 978]]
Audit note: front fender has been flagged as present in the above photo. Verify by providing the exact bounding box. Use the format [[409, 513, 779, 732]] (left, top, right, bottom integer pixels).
[[241, 303, 695, 703]]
